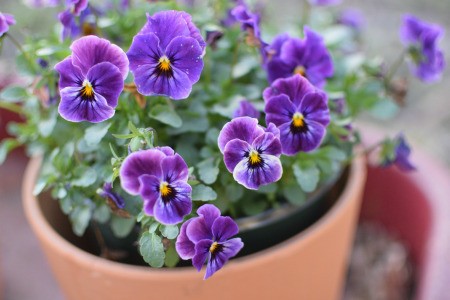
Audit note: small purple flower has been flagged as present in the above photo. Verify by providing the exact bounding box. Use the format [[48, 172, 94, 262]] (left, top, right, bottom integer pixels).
[[54, 35, 129, 123], [338, 9, 365, 30], [99, 182, 125, 209], [176, 204, 243, 279], [218, 117, 282, 190], [58, 4, 94, 40], [308, 0, 341, 6], [233, 100, 260, 119], [0, 12, 15, 37], [120, 147, 192, 225], [266, 27, 333, 88], [127, 11, 205, 100], [400, 14, 445, 83], [23, 0, 60, 8], [264, 75, 330, 155], [205, 30, 223, 50], [66, 0, 88, 15], [385, 134, 416, 171]]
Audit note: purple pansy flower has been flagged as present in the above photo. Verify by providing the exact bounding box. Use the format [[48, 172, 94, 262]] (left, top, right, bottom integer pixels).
[[54, 35, 129, 123], [400, 14, 445, 83], [266, 27, 333, 88], [385, 134, 416, 171], [99, 182, 125, 209], [0, 12, 16, 37], [233, 100, 260, 119], [120, 147, 192, 225], [264, 75, 330, 155], [308, 0, 341, 6], [127, 10, 205, 100], [338, 9, 365, 30], [218, 117, 282, 190], [176, 204, 243, 279], [58, 1, 93, 40]]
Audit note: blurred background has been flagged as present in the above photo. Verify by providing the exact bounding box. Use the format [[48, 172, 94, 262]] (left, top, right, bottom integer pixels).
[[0, 0, 449, 299]]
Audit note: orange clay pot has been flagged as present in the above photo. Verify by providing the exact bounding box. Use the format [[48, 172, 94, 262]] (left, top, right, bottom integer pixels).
[[22, 155, 366, 300]]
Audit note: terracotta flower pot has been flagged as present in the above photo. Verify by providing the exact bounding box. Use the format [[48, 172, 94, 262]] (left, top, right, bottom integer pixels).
[[22, 155, 366, 300]]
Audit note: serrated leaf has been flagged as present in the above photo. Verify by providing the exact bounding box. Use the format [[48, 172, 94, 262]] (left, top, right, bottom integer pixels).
[[0, 86, 28, 102], [84, 122, 112, 146], [293, 161, 320, 193], [197, 158, 220, 184], [110, 215, 135, 238], [192, 184, 217, 201], [139, 232, 165, 267], [160, 225, 179, 239], [149, 104, 182, 128]]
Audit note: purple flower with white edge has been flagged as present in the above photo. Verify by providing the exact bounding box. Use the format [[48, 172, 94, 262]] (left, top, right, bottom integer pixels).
[[120, 147, 192, 225], [54, 35, 129, 123], [308, 0, 341, 6], [99, 182, 125, 209], [176, 204, 243, 279], [400, 14, 445, 83], [233, 100, 260, 119], [218, 117, 282, 190], [266, 27, 334, 88], [384, 134, 416, 171], [127, 10, 205, 100], [0, 12, 15, 37], [264, 75, 330, 155]]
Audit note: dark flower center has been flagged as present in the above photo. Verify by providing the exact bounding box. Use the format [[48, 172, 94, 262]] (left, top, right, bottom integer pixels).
[[155, 55, 174, 78], [79, 79, 95, 101], [290, 112, 308, 134], [159, 181, 177, 203], [209, 241, 223, 254], [246, 149, 264, 169]]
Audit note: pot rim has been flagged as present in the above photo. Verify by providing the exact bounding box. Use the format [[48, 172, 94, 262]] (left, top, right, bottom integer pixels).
[[22, 154, 366, 279]]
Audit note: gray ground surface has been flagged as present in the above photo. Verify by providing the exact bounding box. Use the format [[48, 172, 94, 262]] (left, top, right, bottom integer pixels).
[[0, 1, 449, 299]]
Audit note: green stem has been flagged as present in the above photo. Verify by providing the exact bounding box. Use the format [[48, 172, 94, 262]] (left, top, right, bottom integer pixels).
[[5, 33, 37, 73]]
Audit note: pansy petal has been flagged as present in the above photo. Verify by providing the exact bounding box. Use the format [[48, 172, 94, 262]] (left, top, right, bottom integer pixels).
[[233, 154, 282, 189], [175, 219, 196, 260], [55, 57, 84, 90], [233, 100, 260, 119], [265, 123, 280, 139], [127, 33, 162, 73], [263, 75, 315, 106], [160, 153, 189, 183], [138, 174, 160, 208], [58, 87, 115, 123], [205, 238, 244, 279], [266, 58, 293, 84], [265, 94, 296, 126], [252, 132, 282, 157], [192, 239, 212, 272], [196, 204, 221, 232], [217, 117, 264, 153], [180, 11, 206, 51], [223, 139, 251, 173], [165, 36, 204, 84], [211, 216, 239, 242], [120, 149, 165, 195], [141, 11, 191, 50], [71, 35, 129, 79], [299, 91, 330, 126], [86, 62, 124, 108], [186, 205, 221, 243], [153, 181, 192, 225], [156, 146, 175, 157]]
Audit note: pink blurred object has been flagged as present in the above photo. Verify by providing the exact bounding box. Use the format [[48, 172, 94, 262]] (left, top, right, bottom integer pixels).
[[360, 127, 450, 300]]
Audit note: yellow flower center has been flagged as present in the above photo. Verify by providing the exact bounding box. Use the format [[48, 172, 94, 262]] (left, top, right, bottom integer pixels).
[[159, 181, 172, 197], [248, 149, 262, 166], [81, 79, 94, 99], [293, 65, 306, 77], [158, 56, 171, 72], [209, 242, 219, 253], [292, 113, 305, 128]]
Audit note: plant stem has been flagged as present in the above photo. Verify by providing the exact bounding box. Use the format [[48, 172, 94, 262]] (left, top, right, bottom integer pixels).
[[5, 33, 37, 73]]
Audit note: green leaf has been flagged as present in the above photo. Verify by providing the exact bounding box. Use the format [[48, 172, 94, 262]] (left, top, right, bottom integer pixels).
[[225, 183, 244, 202], [369, 98, 399, 120], [72, 166, 97, 187], [192, 184, 217, 201], [197, 158, 220, 184], [69, 205, 92, 236], [293, 161, 320, 193], [164, 243, 180, 268], [93, 205, 110, 223], [149, 104, 182, 128], [110, 215, 135, 238], [282, 183, 306, 205], [38, 110, 57, 137], [160, 225, 179, 239], [242, 197, 268, 216], [0, 138, 20, 164], [148, 222, 159, 234], [139, 232, 165, 268], [232, 56, 259, 78], [33, 178, 47, 196], [59, 196, 73, 214], [0, 86, 28, 102], [84, 122, 112, 146]]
